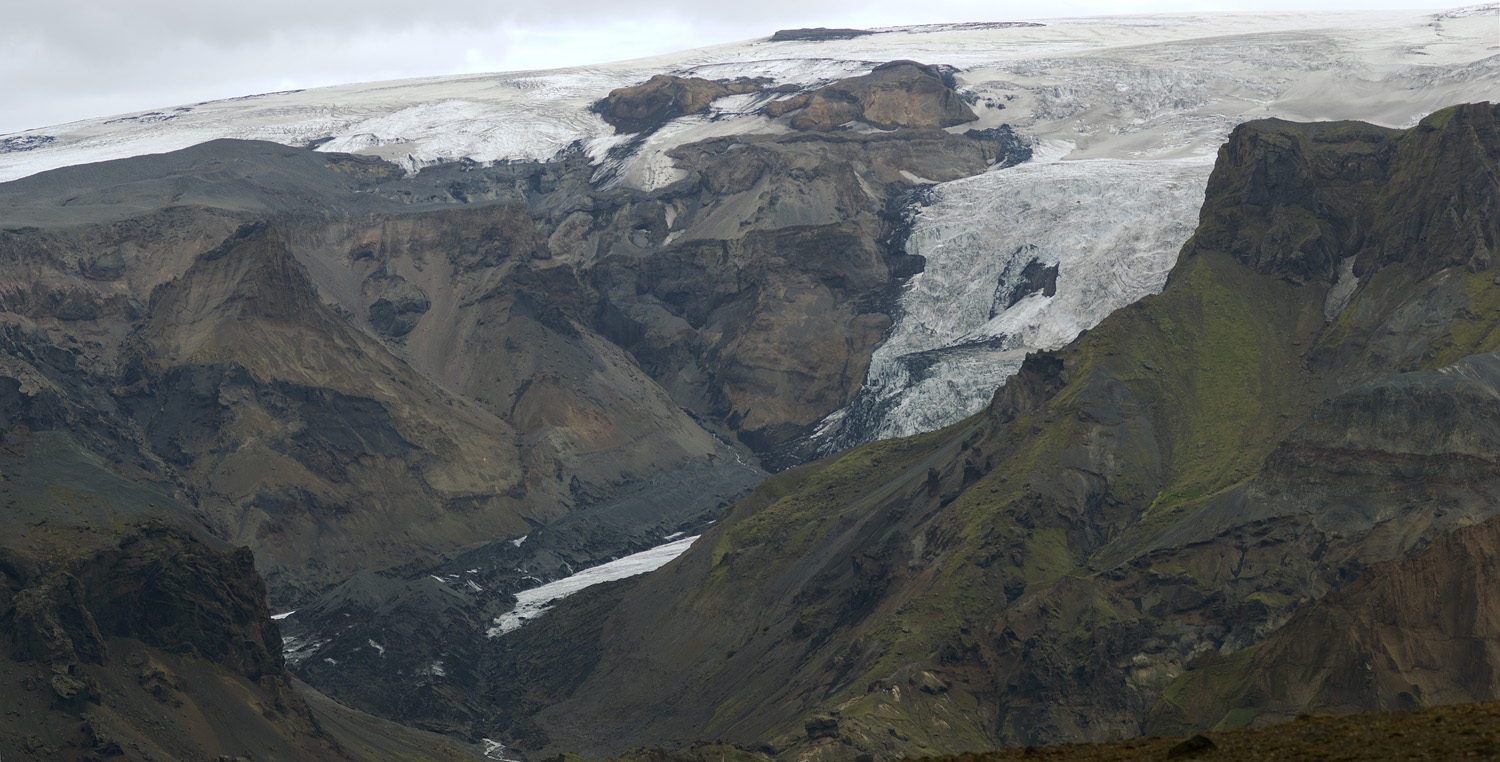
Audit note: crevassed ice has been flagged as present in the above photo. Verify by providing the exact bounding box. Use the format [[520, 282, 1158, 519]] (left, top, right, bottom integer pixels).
[[812, 156, 1213, 452], [487, 535, 700, 637]]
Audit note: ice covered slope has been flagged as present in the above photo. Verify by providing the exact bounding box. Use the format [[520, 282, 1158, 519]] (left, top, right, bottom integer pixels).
[[810, 153, 1214, 449], [4, 5, 1496, 449], [3, 7, 1496, 185]]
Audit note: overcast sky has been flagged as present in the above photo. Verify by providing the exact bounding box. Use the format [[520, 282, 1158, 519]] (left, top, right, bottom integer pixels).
[[1, 0, 1471, 135]]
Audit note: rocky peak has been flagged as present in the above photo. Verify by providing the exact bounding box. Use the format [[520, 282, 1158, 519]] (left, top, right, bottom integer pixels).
[[1188, 118, 1392, 285], [594, 75, 766, 134], [763, 60, 977, 132], [1188, 103, 1500, 287], [1371, 102, 1500, 277]]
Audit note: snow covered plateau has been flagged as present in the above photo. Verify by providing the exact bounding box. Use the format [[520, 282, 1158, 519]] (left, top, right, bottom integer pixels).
[[5, 5, 1498, 448]]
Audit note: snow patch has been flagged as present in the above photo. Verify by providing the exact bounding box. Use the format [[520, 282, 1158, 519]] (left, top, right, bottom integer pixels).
[[488, 535, 700, 637], [482, 738, 521, 761], [1325, 256, 1360, 321]]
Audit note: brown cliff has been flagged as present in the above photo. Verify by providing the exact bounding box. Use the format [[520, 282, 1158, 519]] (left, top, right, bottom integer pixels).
[[764, 62, 978, 132]]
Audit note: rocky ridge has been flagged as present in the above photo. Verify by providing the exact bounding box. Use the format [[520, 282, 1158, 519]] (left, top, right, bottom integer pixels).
[[595, 75, 770, 135], [0, 427, 485, 762], [763, 61, 976, 133]]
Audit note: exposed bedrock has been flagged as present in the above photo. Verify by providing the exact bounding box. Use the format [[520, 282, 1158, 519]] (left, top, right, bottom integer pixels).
[[0, 429, 489, 762], [763, 61, 977, 132], [595, 74, 768, 135]]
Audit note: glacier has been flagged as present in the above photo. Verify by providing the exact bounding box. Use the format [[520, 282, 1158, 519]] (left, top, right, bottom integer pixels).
[[811, 155, 1213, 450], [5, 8, 1497, 185]]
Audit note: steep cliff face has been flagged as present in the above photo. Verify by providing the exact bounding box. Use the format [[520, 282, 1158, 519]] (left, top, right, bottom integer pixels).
[[487, 103, 1500, 758], [0, 429, 484, 762]]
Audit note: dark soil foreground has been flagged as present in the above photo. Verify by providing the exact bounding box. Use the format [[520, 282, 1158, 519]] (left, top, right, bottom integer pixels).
[[931, 701, 1500, 762]]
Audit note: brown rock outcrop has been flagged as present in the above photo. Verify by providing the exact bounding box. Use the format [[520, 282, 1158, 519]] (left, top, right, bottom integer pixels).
[[596, 75, 764, 134], [1151, 512, 1500, 733], [764, 61, 978, 132]]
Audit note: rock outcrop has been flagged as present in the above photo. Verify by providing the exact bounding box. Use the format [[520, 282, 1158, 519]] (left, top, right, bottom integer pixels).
[[764, 61, 978, 132], [596, 75, 766, 134], [0, 429, 484, 762], [1151, 511, 1500, 734], [770, 28, 876, 42]]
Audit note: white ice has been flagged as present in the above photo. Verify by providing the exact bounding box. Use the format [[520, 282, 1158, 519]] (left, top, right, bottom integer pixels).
[[812, 157, 1212, 448], [4, 8, 1496, 185], [486, 535, 700, 637]]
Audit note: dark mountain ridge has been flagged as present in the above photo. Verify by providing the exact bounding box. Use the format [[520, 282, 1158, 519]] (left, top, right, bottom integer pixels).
[[0, 428, 486, 762]]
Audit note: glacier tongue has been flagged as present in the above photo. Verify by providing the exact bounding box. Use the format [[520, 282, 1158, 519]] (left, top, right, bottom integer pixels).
[[486, 534, 700, 637], [813, 156, 1212, 452]]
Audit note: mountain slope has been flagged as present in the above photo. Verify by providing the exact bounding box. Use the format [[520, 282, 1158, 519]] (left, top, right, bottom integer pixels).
[[0, 140, 755, 604], [1152, 510, 1500, 734], [489, 103, 1500, 759], [0, 63, 1032, 731], [0, 7, 1496, 757], [0, 428, 485, 762]]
